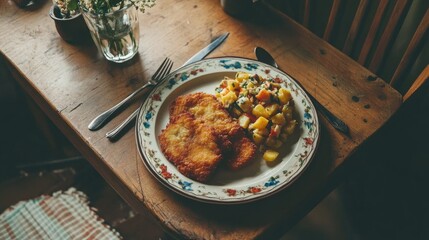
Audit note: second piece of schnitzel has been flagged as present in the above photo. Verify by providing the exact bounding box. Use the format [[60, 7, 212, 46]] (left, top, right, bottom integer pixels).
[[169, 92, 256, 171], [159, 113, 223, 182]]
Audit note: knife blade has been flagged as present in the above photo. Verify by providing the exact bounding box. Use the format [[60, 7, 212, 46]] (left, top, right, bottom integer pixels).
[[182, 32, 229, 66], [106, 32, 230, 140]]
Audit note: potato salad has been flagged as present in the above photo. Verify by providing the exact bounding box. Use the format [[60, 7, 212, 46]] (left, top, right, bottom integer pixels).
[[215, 72, 297, 162]]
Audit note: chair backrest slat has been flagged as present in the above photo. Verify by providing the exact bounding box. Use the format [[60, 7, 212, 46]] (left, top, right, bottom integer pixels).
[[403, 64, 429, 101], [357, 0, 389, 65], [342, 0, 369, 55], [390, 9, 429, 88], [368, 0, 409, 73], [266, 0, 428, 99], [323, 0, 341, 41], [302, 0, 310, 27]]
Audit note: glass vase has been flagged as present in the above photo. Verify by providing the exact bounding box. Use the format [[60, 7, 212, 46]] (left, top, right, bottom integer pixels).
[[82, 4, 140, 63]]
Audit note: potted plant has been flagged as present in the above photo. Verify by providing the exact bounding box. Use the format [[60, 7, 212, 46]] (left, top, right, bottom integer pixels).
[[49, 0, 90, 44], [53, 0, 156, 63]]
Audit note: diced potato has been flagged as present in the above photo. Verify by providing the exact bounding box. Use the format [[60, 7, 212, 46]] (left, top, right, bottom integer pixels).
[[265, 103, 279, 116], [246, 82, 255, 89], [252, 104, 269, 118], [238, 115, 251, 129], [216, 73, 297, 162], [278, 88, 292, 104], [243, 113, 257, 122], [270, 82, 281, 88], [282, 105, 293, 120], [252, 132, 265, 144], [284, 120, 297, 135], [236, 72, 250, 82], [271, 113, 286, 125], [219, 79, 228, 88], [251, 116, 269, 130], [237, 97, 252, 112], [221, 91, 238, 107], [239, 88, 248, 95], [263, 149, 279, 162], [227, 80, 240, 91], [254, 128, 269, 136]]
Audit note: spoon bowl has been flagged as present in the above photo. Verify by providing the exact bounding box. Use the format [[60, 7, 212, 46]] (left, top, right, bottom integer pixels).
[[254, 47, 278, 68]]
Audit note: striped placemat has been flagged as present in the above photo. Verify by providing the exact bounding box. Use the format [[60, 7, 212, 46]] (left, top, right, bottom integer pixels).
[[0, 188, 122, 239]]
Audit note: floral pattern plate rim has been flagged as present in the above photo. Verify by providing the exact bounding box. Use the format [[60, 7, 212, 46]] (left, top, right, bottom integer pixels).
[[135, 57, 320, 204]]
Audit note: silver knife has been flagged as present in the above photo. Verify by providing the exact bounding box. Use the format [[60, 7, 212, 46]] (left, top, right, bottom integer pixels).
[[182, 32, 229, 66], [106, 32, 230, 140]]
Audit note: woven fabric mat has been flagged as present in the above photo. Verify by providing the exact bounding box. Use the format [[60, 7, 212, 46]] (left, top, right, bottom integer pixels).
[[0, 188, 122, 240]]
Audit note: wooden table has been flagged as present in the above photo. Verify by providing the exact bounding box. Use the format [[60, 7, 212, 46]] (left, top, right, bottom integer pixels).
[[0, 0, 402, 239]]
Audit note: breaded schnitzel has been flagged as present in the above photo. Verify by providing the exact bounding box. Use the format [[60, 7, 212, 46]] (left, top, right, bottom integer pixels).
[[227, 134, 258, 170], [169, 92, 256, 170], [159, 113, 222, 182], [170, 92, 242, 136]]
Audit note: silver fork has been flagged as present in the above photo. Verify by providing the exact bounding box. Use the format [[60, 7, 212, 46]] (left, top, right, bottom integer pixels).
[[105, 108, 139, 140], [88, 58, 174, 131]]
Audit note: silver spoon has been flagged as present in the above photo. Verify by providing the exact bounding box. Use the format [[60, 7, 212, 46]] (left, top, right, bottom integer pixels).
[[254, 47, 350, 136]]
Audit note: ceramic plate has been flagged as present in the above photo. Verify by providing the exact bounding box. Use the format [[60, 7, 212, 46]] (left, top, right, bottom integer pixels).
[[136, 57, 320, 204]]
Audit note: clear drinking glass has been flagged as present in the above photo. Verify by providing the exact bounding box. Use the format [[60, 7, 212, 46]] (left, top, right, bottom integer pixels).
[[82, 4, 139, 63]]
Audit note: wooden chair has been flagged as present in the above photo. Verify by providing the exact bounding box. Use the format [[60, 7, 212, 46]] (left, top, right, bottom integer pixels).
[[338, 72, 429, 239], [265, 0, 429, 99], [259, 3, 429, 237], [403, 64, 429, 101]]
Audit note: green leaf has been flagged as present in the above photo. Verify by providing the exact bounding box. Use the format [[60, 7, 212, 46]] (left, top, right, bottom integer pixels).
[[67, 0, 79, 11]]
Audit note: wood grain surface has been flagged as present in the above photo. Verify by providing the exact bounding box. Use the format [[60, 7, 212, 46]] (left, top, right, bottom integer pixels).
[[0, 0, 402, 239]]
